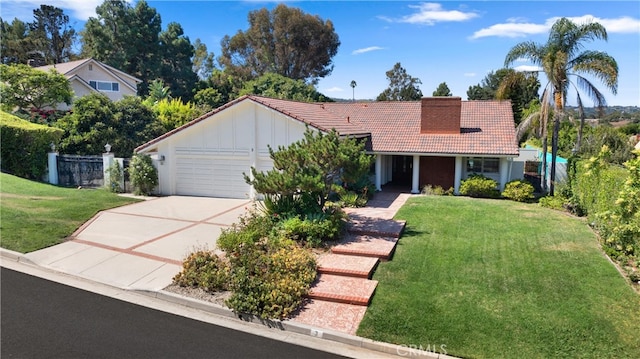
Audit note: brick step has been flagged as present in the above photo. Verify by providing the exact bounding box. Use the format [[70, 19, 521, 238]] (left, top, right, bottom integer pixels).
[[330, 234, 399, 260], [346, 216, 406, 238], [316, 253, 379, 279], [290, 299, 368, 336], [307, 274, 377, 306]]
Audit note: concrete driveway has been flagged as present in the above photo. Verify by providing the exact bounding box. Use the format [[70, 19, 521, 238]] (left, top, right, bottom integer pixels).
[[23, 196, 251, 291]]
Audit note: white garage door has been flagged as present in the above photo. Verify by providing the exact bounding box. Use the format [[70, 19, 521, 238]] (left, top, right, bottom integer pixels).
[[175, 155, 251, 198]]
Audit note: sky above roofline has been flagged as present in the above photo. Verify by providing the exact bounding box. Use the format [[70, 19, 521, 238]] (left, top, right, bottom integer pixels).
[[2, 0, 639, 106]]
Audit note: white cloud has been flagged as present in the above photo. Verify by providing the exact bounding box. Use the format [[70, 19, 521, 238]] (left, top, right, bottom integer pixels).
[[551, 15, 640, 34], [472, 14, 640, 39], [470, 21, 548, 39], [0, 0, 103, 21], [324, 87, 344, 93], [514, 65, 542, 72], [380, 2, 478, 25], [464, 72, 476, 77], [352, 46, 385, 55]]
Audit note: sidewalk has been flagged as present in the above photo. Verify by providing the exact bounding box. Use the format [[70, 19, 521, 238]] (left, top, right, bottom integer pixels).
[[1, 192, 456, 358]]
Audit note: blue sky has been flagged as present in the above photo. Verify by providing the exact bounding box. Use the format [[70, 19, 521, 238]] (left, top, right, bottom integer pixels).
[[2, 1, 639, 105]]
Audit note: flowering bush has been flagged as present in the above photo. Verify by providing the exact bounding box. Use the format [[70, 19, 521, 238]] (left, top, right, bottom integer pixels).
[[129, 154, 158, 195], [105, 162, 123, 193]]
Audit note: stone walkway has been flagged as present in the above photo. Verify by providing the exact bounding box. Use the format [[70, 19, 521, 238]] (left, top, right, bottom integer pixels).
[[290, 191, 411, 335]]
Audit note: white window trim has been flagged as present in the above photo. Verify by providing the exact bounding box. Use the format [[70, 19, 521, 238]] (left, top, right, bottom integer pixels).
[[89, 80, 120, 92]]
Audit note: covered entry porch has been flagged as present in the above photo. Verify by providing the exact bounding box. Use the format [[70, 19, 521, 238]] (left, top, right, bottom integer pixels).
[[373, 153, 514, 195]]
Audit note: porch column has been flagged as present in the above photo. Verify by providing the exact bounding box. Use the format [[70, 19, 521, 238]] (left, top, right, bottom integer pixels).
[[454, 156, 462, 194], [375, 154, 382, 191], [411, 155, 420, 194], [499, 158, 509, 191]]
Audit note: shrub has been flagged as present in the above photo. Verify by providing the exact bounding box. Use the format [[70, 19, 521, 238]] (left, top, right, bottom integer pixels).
[[422, 185, 445, 196], [459, 174, 500, 198], [339, 191, 367, 208], [539, 195, 567, 210], [105, 161, 123, 193], [129, 154, 158, 195], [217, 209, 277, 253], [173, 250, 230, 292], [277, 215, 344, 247], [502, 180, 535, 202], [226, 240, 317, 319]]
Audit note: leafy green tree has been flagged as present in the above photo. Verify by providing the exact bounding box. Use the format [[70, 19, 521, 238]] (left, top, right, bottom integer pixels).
[[505, 17, 618, 195], [0, 64, 73, 114], [1, 18, 32, 64], [56, 93, 164, 157], [29, 5, 77, 64], [55, 93, 116, 155], [159, 22, 197, 101], [239, 73, 331, 102], [219, 4, 340, 84], [246, 128, 373, 209], [193, 88, 225, 112], [81, 0, 162, 96], [376, 62, 422, 101], [193, 69, 241, 111], [113, 96, 165, 156], [468, 68, 540, 124], [192, 38, 215, 80], [153, 98, 202, 132], [432, 82, 452, 96]]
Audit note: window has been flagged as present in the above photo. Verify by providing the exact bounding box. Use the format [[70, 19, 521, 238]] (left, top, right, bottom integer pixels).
[[89, 81, 119, 92], [88, 64, 93, 71], [467, 157, 500, 174]]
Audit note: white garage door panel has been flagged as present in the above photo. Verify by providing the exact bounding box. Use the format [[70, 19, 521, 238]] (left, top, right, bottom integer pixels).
[[175, 156, 250, 198]]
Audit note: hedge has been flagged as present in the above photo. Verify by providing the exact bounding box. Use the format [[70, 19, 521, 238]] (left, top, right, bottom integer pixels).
[[0, 111, 63, 179]]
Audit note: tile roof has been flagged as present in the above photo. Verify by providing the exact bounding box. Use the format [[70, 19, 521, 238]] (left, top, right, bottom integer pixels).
[[136, 95, 519, 156]]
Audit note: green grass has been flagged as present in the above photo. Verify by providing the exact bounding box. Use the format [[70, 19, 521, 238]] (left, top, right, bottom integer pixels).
[[0, 173, 140, 253], [358, 196, 640, 359]]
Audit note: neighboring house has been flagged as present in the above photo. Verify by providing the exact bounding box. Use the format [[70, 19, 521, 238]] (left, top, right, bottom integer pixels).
[[135, 95, 521, 199], [36, 58, 141, 110]]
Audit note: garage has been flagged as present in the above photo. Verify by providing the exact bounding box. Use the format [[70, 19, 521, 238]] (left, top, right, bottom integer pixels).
[[135, 96, 312, 199], [174, 154, 251, 198]]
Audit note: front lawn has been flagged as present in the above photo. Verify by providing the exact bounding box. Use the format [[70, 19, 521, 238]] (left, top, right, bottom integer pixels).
[[358, 196, 640, 359], [0, 173, 140, 253]]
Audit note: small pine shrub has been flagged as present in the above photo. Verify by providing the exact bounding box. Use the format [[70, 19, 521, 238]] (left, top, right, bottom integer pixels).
[[502, 180, 535, 202], [129, 154, 158, 195], [459, 174, 500, 198], [173, 250, 230, 292]]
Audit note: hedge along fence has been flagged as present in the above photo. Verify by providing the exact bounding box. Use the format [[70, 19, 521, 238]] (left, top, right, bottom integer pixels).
[[0, 111, 63, 179], [570, 153, 627, 220], [570, 147, 639, 257]]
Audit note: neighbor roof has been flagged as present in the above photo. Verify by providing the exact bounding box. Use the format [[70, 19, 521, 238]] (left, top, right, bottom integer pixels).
[[135, 95, 518, 156], [36, 58, 142, 92]]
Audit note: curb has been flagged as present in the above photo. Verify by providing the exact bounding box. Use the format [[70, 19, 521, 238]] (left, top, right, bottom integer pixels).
[[0, 247, 36, 265], [135, 288, 455, 359]]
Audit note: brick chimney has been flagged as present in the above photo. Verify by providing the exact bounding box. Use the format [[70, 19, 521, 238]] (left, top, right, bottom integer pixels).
[[420, 97, 462, 134]]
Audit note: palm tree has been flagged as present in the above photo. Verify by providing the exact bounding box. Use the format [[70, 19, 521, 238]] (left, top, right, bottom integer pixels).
[[350, 80, 357, 101], [504, 17, 618, 195]]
